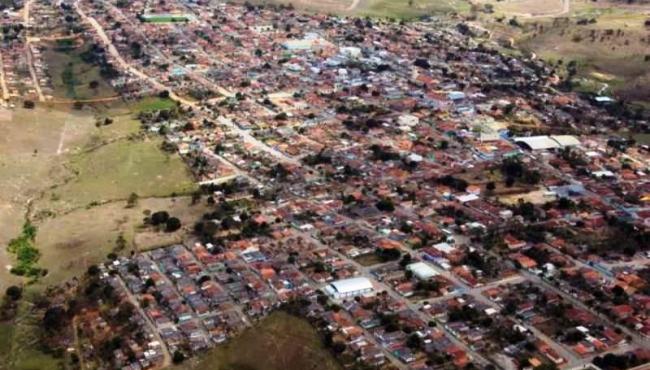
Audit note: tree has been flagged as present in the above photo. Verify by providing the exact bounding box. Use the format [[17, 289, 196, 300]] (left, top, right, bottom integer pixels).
[[376, 198, 395, 212], [43, 306, 67, 332], [126, 192, 138, 208], [172, 351, 185, 364], [406, 333, 421, 349], [166, 217, 181, 232], [399, 254, 412, 268], [23, 100, 35, 109], [115, 233, 127, 251], [5, 286, 22, 301], [88, 80, 99, 89], [151, 211, 170, 225], [87, 265, 100, 276]]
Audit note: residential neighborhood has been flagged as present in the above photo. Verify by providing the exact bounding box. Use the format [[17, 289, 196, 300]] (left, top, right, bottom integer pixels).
[[1, 0, 649, 369]]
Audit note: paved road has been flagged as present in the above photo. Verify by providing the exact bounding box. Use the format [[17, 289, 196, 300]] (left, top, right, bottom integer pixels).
[[73, 0, 195, 106]]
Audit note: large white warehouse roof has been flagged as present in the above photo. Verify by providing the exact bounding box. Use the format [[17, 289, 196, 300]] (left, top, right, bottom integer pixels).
[[327, 277, 373, 295], [513, 135, 581, 151]]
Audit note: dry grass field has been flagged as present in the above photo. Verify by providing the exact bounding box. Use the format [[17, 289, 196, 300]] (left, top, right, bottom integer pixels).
[[37, 196, 209, 286]]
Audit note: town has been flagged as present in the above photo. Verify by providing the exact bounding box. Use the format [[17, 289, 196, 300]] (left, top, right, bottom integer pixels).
[[1, 0, 649, 369]]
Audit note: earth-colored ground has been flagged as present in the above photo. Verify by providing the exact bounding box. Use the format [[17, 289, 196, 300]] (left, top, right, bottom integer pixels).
[[177, 311, 342, 370]]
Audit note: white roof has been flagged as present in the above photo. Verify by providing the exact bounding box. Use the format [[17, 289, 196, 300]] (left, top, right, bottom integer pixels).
[[550, 135, 581, 147], [514, 136, 561, 150], [456, 193, 479, 203], [514, 135, 580, 150], [327, 277, 373, 294], [433, 242, 456, 254], [406, 262, 438, 280]]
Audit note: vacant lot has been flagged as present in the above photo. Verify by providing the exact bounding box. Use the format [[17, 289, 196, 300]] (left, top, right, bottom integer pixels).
[[37, 196, 209, 285], [134, 96, 178, 112], [178, 311, 341, 370], [42, 40, 116, 100], [475, 0, 567, 17]]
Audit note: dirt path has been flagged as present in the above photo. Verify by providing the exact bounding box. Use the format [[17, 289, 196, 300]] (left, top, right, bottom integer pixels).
[[516, 0, 570, 18], [345, 0, 361, 12], [24, 0, 45, 102], [0, 51, 9, 101], [56, 121, 67, 155]]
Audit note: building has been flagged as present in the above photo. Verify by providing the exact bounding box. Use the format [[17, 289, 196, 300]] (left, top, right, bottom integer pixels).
[[406, 262, 438, 280], [325, 277, 374, 299]]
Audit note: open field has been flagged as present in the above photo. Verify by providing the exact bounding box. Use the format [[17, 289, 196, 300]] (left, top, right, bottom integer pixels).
[[474, 0, 567, 17], [133, 96, 179, 112], [177, 311, 341, 370], [0, 100, 197, 290], [43, 137, 195, 211], [37, 196, 210, 285]]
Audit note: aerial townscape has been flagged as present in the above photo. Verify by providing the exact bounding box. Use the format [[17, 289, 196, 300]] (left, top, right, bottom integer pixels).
[[0, 0, 649, 370]]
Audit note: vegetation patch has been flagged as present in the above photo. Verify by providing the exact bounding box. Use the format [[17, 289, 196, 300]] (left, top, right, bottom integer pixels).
[[134, 97, 178, 113], [140, 14, 192, 23], [7, 222, 43, 278], [43, 41, 116, 99]]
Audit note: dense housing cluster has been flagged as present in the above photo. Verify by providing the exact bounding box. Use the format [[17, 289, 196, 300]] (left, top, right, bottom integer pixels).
[[23, 0, 650, 369]]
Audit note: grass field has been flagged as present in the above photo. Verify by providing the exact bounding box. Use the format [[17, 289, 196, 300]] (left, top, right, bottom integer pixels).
[[178, 311, 341, 370], [44, 138, 195, 210], [37, 196, 209, 285], [358, 0, 470, 18], [134, 97, 178, 112]]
